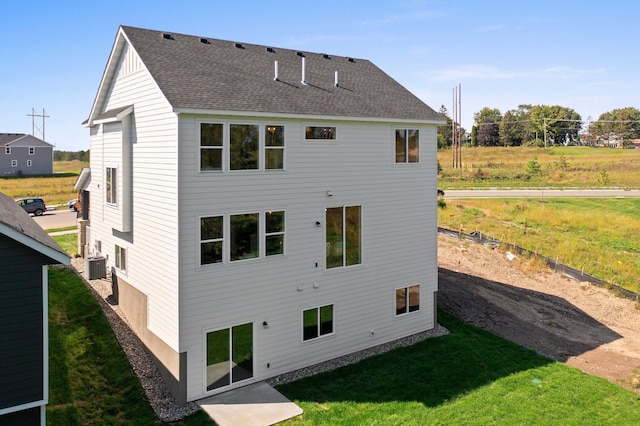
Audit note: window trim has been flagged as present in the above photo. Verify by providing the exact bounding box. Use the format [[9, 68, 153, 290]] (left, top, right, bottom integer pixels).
[[27, 159, 32, 167], [105, 166, 117, 206], [115, 244, 127, 272], [5, 147, 11, 155], [302, 304, 335, 342], [198, 120, 287, 173], [305, 125, 336, 140], [11, 160, 17, 167], [325, 205, 362, 269], [395, 128, 420, 163], [395, 284, 421, 316], [200, 215, 224, 266], [28, 147, 35, 155]]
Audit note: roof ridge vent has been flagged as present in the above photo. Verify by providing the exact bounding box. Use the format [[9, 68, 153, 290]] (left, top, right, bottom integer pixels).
[[162, 33, 174, 40], [234, 42, 245, 49]]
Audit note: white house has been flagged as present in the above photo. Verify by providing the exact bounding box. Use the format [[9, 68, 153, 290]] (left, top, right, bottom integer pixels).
[[0, 134, 54, 176], [81, 25, 444, 403]]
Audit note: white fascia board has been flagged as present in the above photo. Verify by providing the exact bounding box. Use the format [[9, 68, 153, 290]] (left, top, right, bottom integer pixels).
[[0, 223, 70, 265], [173, 107, 446, 126]]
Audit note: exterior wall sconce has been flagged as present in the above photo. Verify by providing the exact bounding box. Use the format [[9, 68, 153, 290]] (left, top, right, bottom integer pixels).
[[326, 191, 333, 197], [262, 321, 269, 329], [316, 221, 321, 227]]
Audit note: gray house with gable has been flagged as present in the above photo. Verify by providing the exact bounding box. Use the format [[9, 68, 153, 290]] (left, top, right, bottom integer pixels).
[[0, 192, 69, 425], [81, 25, 444, 402], [0, 134, 54, 176]]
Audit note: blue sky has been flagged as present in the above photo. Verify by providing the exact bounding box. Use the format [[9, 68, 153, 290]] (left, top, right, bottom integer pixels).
[[2, 0, 639, 151]]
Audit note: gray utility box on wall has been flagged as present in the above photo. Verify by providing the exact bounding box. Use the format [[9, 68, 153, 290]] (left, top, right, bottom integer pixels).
[[85, 256, 107, 280]]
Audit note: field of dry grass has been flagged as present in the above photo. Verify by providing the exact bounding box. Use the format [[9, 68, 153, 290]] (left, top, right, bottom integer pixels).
[[438, 146, 640, 189], [0, 160, 87, 206]]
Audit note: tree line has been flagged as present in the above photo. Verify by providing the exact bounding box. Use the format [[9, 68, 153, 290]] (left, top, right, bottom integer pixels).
[[54, 150, 89, 162], [437, 105, 640, 148]]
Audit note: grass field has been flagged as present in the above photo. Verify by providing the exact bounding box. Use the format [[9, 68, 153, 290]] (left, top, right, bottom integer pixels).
[[277, 309, 640, 425], [438, 146, 640, 189], [0, 160, 87, 206]]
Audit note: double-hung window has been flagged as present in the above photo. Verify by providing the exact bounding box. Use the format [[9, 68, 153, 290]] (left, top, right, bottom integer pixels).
[[5, 147, 10, 155], [200, 123, 223, 171], [106, 167, 117, 205], [29, 147, 35, 155], [115, 245, 126, 272], [265, 125, 284, 169], [396, 285, 420, 315], [265, 210, 285, 256], [326, 206, 361, 269], [201, 216, 223, 265], [395, 129, 419, 163], [303, 304, 334, 341]]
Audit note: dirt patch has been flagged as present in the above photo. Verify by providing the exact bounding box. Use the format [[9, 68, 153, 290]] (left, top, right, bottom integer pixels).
[[437, 235, 640, 392]]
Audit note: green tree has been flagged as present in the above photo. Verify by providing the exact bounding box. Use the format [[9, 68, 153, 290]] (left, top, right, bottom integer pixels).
[[500, 105, 531, 146], [437, 105, 453, 148], [473, 107, 502, 128], [590, 107, 640, 141], [530, 105, 581, 146]]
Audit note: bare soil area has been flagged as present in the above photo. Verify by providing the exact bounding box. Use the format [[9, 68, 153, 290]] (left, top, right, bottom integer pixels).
[[437, 235, 640, 392]]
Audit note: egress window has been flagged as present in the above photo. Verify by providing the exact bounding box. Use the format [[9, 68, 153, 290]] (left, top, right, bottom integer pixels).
[[303, 304, 334, 341], [396, 285, 420, 315], [395, 129, 419, 163], [305, 126, 336, 140]]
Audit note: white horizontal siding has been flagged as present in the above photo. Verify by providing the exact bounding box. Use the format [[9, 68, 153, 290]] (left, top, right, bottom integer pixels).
[[177, 115, 438, 400], [89, 45, 181, 351]]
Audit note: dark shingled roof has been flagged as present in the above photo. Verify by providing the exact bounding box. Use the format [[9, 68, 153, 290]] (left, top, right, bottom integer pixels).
[[0, 192, 69, 262], [0, 133, 26, 145], [120, 26, 442, 122]]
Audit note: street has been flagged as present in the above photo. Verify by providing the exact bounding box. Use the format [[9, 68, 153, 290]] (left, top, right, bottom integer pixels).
[[31, 209, 79, 230]]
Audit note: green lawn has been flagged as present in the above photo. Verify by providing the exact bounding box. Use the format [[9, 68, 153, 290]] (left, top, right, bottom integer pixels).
[[277, 310, 640, 425], [46, 266, 214, 425]]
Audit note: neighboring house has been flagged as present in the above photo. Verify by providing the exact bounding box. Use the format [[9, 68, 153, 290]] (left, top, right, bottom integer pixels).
[[0, 134, 54, 176], [0, 192, 70, 425], [80, 25, 444, 403]]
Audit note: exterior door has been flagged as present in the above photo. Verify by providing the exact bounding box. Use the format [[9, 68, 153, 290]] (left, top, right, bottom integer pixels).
[[206, 322, 253, 392]]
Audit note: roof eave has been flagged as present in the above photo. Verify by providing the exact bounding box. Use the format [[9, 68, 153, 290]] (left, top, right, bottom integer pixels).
[[0, 223, 70, 265]]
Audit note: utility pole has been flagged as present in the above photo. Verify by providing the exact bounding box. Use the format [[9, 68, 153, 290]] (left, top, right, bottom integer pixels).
[[451, 84, 462, 168], [543, 117, 547, 149], [27, 108, 49, 141]]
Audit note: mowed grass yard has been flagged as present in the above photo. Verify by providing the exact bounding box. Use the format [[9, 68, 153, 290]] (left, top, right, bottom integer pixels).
[[46, 262, 640, 426]]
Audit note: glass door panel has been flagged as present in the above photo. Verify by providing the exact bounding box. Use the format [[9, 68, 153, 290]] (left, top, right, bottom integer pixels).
[[206, 329, 230, 391], [231, 323, 253, 383], [206, 323, 253, 392]]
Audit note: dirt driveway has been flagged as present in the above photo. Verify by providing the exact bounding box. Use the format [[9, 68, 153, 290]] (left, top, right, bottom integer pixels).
[[437, 235, 640, 392]]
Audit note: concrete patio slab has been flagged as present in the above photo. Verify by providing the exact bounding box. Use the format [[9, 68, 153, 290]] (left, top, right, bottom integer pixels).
[[197, 382, 303, 426]]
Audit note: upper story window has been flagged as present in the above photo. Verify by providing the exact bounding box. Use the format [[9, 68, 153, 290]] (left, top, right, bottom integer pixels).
[[27, 160, 32, 167], [11, 160, 17, 167], [5, 147, 10, 155], [326, 205, 361, 269], [28, 147, 35, 155], [395, 129, 419, 163], [396, 285, 420, 315], [230, 213, 259, 261], [200, 122, 285, 172], [230, 124, 259, 170], [201, 216, 223, 265], [200, 123, 223, 171], [265, 125, 284, 169], [305, 126, 336, 140], [106, 167, 117, 205], [265, 210, 285, 256]]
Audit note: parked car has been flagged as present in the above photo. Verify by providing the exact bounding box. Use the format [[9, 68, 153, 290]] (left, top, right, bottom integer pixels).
[[437, 189, 445, 196], [67, 198, 78, 212], [16, 197, 47, 216]]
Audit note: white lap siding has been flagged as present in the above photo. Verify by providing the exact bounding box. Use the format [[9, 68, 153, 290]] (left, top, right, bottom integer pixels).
[[177, 116, 438, 400]]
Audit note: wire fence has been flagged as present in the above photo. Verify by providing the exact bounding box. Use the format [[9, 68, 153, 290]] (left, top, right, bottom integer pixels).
[[438, 226, 639, 302]]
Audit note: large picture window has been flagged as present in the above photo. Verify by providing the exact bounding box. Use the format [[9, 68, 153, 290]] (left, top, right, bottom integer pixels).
[[303, 304, 334, 341], [396, 285, 420, 315], [201, 123, 223, 171], [265, 125, 284, 169], [230, 124, 259, 170], [201, 216, 223, 265], [326, 206, 361, 269], [230, 213, 259, 261], [395, 129, 419, 163], [265, 210, 285, 256], [106, 167, 117, 205]]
